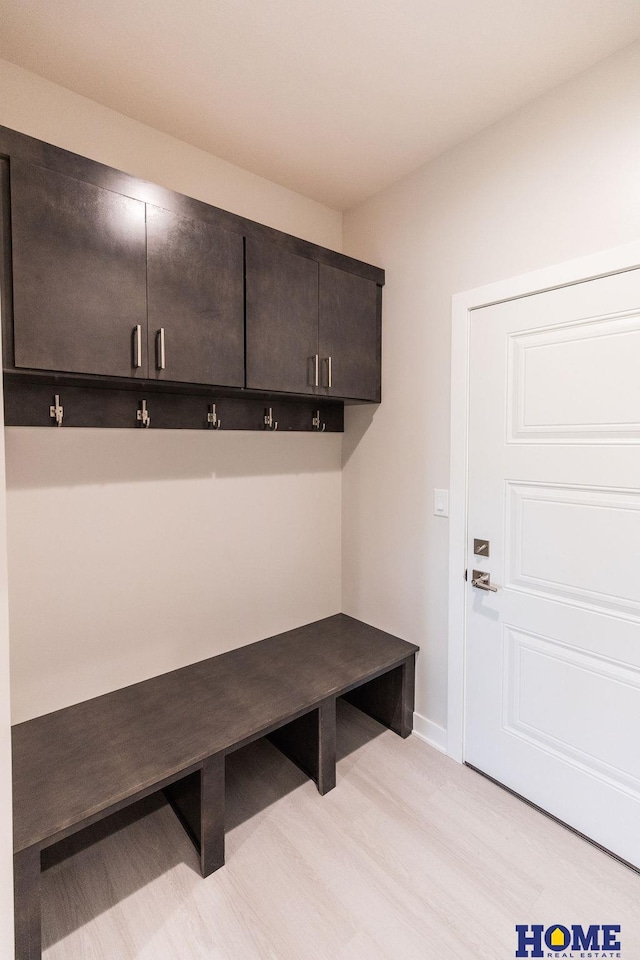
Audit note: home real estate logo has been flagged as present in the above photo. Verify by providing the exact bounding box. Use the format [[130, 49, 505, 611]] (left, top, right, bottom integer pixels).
[[515, 924, 622, 958]]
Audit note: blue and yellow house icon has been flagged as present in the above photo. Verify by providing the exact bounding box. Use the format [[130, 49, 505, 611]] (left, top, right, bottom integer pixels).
[[549, 927, 569, 949]]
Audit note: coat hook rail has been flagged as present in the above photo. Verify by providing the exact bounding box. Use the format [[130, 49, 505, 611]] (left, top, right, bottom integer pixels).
[[4, 375, 345, 432]]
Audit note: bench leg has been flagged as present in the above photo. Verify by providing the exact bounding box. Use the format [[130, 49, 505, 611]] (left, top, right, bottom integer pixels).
[[343, 654, 416, 738], [200, 753, 225, 877], [317, 698, 337, 794], [13, 846, 41, 960], [164, 752, 225, 879], [268, 697, 336, 795]]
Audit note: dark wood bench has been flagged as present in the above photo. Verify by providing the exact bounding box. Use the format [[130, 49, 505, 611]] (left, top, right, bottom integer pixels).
[[12, 613, 418, 960]]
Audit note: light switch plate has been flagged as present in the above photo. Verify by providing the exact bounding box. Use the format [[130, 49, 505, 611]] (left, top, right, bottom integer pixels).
[[434, 489, 449, 518]]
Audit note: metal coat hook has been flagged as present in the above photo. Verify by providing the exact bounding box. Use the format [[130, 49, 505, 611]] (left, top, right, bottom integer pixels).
[[50, 394, 64, 427], [207, 403, 222, 430], [312, 410, 326, 432], [136, 399, 151, 428], [264, 407, 278, 431]]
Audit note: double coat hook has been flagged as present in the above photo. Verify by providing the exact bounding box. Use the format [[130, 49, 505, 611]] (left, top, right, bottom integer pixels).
[[264, 407, 278, 431], [207, 404, 222, 429], [312, 410, 326, 432]]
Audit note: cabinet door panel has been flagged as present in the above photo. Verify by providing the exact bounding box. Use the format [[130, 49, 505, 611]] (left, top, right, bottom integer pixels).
[[146, 206, 244, 386], [246, 239, 318, 394], [319, 265, 380, 401], [10, 159, 147, 377]]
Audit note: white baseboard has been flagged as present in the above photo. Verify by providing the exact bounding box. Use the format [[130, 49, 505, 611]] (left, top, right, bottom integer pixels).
[[412, 712, 447, 754]]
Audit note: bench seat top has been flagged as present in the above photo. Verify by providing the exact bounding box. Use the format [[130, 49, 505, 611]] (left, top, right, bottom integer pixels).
[[12, 614, 418, 854]]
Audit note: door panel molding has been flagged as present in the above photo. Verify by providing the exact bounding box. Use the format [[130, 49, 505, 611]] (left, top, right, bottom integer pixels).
[[504, 480, 640, 620], [507, 309, 640, 443], [448, 240, 640, 762], [501, 623, 640, 799]]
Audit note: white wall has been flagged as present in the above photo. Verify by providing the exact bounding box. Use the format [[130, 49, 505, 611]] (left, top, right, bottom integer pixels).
[[0, 60, 344, 724], [342, 40, 640, 751]]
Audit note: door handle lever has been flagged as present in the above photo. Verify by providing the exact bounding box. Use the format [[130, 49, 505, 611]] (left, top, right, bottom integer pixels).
[[471, 570, 498, 593]]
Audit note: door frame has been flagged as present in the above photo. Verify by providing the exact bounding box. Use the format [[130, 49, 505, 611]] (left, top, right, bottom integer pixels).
[[447, 240, 640, 763]]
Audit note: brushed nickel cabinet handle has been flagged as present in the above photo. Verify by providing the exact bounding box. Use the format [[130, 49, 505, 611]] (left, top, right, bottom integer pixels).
[[133, 324, 142, 368], [309, 354, 319, 387], [156, 328, 166, 370], [327, 355, 333, 388]]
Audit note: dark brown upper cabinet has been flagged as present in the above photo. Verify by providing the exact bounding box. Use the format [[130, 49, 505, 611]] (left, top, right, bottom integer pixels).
[[1, 127, 384, 413], [319, 264, 380, 402], [146, 205, 244, 387], [10, 158, 148, 378], [246, 240, 381, 402], [245, 239, 319, 395]]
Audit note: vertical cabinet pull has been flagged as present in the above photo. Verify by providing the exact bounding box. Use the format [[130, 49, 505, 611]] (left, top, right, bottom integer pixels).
[[324, 356, 333, 389], [309, 354, 319, 387], [156, 328, 166, 370], [133, 325, 142, 368]]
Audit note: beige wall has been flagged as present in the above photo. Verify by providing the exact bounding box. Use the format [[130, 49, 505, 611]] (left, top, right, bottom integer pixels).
[[0, 60, 344, 725], [342, 41, 640, 749], [6, 430, 342, 723]]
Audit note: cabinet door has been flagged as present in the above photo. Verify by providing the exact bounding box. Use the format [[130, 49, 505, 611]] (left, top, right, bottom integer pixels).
[[246, 239, 318, 394], [319, 265, 381, 401], [146, 206, 244, 387], [10, 158, 147, 377]]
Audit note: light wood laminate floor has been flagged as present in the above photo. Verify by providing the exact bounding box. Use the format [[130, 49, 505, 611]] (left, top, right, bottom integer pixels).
[[40, 700, 639, 959]]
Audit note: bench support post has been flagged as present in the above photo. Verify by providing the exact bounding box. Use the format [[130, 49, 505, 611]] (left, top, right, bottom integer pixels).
[[200, 753, 225, 877], [13, 845, 41, 960], [268, 697, 336, 795], [317, 698, 337, 794], [343, 654, 416, 738], [164, 751, 225, 879]]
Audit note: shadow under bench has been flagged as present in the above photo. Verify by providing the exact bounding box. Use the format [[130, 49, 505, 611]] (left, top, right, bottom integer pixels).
[[12, 613, 418, 960]]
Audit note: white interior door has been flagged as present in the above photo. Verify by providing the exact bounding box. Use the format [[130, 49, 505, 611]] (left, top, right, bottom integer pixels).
[[465, 267, 640, 867]]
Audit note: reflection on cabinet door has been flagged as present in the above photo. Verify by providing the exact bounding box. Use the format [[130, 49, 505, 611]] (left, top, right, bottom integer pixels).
[[319, 264, 380, 402], [246, 238, 319, 394], [11, 158, 148, 377], [146, 206, 244, 387]]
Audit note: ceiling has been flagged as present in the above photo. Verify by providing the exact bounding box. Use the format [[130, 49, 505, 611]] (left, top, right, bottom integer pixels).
[[1, 0, 640, 210]]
